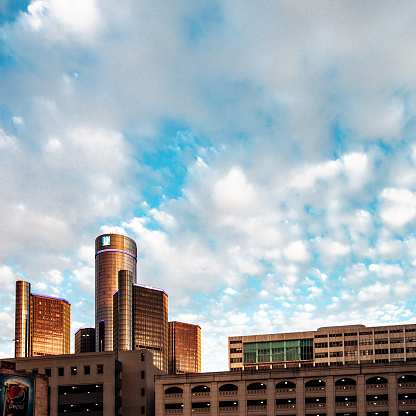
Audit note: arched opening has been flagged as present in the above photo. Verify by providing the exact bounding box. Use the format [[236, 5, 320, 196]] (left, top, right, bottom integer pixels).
[[305, 379, 326, 387], [398, 374, 416, 383], [335, 378, 356, 386], [276, 381, 296, 389], [165, 386, 183, 394], [366, 376, 387, 385], [247, 382, 267, 390], [219, 384, 238, 392], [192, 385, 210, 393]]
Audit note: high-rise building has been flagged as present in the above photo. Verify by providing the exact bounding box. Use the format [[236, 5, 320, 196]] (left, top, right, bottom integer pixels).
[[113, 282, 168, 372], [15, 280, 71, 357], [132, 284, 168, 372], [168, 321, 201, 374], [228, 323, 416, 371], [75, 327, 96, 353], [95, 233, 137, 352]]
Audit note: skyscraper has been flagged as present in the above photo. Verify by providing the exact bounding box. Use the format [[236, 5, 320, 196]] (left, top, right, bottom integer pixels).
[[15, 280, 71, 357], [168, 321, 201, 374], [132, 284, 168, 372], [113, 282, 169, 372], [95, 233, 137, 351]]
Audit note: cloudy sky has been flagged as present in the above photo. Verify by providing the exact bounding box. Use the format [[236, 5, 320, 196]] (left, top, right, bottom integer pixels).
[[1, 0, 416, 372]]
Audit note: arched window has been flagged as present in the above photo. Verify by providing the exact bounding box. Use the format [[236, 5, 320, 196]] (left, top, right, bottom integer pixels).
[[276, 381, 296, 388], [192, 385, 210, 393], [398, 374, 416, 383], [247, 382, 266, 390], [335, 378, 356, 386], [305, 379, 326, 387], [219, 384, 238, 392], [165, 386, 183, 394], [366, 376, 387, 385]]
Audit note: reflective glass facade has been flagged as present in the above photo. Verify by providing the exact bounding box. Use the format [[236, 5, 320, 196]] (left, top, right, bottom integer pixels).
[[31, 294, 71, 356], [133, 284, 168, 372], [15, 280, 30, 357], [243, 339, 313, 364], [168, 321, 201, 374], [95, 234, 137, 352], [15, 280, 71, 357]]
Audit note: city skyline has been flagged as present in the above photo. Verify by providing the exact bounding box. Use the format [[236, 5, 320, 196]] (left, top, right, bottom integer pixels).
[[1, 2, 416, 372]]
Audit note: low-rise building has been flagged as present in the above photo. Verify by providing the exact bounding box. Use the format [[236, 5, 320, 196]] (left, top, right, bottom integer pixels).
[[155, 361, 416, 416], [10, 349, 164, 416], [229, 323, 416, 371]]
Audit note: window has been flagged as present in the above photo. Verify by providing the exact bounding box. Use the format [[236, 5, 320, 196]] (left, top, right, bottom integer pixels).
[[32, 369, 38, 374], [45, 368, 51, 377], [141, 371, 145, 379], [84, 366, 90, 375], [58, 367, 64, 376], [330, 341, 343, 347], [141, 406, 145, 414], [141, 353, 145, 362], [97, 365, 103, 374], [71, 367, 77, 375], [141, 388, 145, 397]]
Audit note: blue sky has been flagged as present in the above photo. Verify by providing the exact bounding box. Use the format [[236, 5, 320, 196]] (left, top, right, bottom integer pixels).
[[1, 1, 416, 372]]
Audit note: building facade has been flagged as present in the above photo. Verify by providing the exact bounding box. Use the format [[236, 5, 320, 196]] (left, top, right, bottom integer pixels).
[[169, 321, 201, 374], [156, 361, 416, 416], [15, 280, 71, 357], [95, 233, 137, 352], [229, 324, 416, 371], [75, 327, 96, 353], [10, 349, 164, 416], [112, 282, 169, 372], [0, 360, 48, 416]]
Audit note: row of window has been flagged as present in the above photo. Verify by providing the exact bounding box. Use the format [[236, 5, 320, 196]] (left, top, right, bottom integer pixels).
[[30, 364, 104, 377], [165, 375, 416, 395]]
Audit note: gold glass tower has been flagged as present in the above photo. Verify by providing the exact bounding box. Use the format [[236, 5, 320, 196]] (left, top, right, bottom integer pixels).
[[132, 284, 168, 372], [168, 321, 201, 374], [15, 280, 71, 357], [95, 234, 137, 351]]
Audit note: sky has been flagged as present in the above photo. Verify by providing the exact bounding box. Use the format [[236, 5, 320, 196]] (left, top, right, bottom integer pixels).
[[1, 1, 416, 372]]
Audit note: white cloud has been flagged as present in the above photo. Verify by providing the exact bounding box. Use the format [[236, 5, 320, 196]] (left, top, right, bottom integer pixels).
[[380, 188, 416, 228], [369, 263, 403, 279], [284, 240, 311, 263]]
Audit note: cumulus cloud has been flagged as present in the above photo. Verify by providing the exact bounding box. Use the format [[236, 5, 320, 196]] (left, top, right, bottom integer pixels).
[[1, 1, 416, 370]]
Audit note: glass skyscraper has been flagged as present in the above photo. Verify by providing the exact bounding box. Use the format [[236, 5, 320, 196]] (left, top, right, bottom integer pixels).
[[95, 233, 137, 351], [15, 280, 71, 357]]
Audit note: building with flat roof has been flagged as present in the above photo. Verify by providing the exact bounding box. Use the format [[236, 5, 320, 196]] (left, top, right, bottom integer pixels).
[[113, 282, 169, 372], [75, 327, 96, 353], [228, 323, 416, 371], [155, 360, 416, 416], [15, 280, 71, 357], [95, 233, 137, 352], [169, 321, 201, 374], [10, 349, 164, 416]]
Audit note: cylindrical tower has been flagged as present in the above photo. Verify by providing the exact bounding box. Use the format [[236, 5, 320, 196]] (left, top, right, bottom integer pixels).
[[15, 280, 31, 357], [95, 234, 137, 351], [116, 270, 134, 351]]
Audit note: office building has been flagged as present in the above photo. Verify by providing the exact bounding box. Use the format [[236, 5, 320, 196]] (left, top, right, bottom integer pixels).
[[155, 360, 416, 416], [10, 349, 164, 416], [228, 323, 416, 371], [75, 327, 96, 353], [113, 282, 169, 372], [15, 280, 71, 357], [95, 233, 137, 351], [169, 321, 201, 374]]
